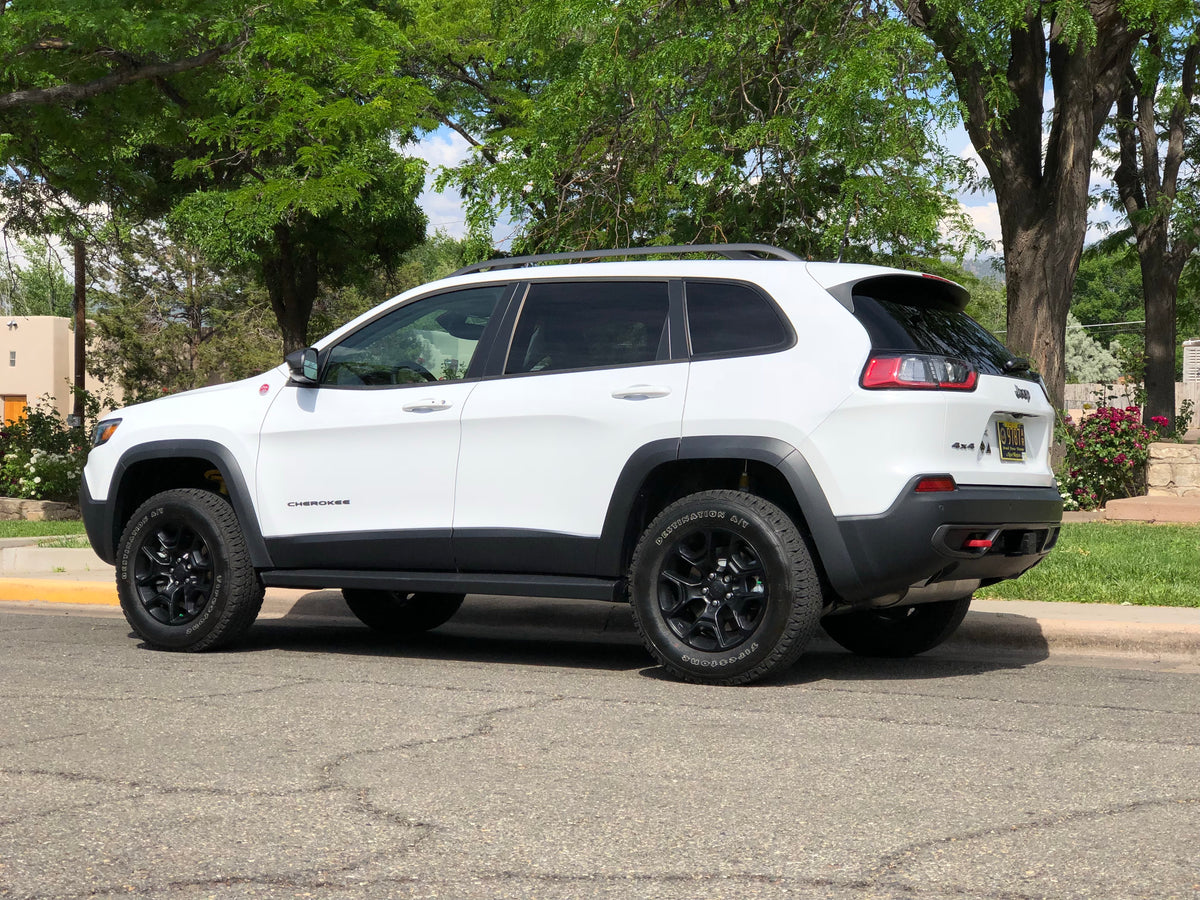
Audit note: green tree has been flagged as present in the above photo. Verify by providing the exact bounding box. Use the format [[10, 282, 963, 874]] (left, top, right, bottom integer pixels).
[[306, 231, 470, 338], [0, 0, 432, 352], [88, 222, 280, 402], [436, 0, 980, 263], [0, 238, 72, 316], [900, 0, 1179, 408], [1096, 5, 1200, 429], [1066, 313, 1123, 383], [1072, 240, 1144, 328]]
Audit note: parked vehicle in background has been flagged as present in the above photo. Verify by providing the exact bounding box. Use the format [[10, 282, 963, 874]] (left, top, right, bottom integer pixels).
[[81, 244, 1062, 684]]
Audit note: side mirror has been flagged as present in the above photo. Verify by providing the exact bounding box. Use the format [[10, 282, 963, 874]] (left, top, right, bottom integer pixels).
[[285, 348, 320, 385]]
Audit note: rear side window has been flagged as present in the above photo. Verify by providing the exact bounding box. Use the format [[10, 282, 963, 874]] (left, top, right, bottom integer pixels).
[[685, 281, 789, 356], [506, 281, 669, 374], [851, 279, 1024, 379]]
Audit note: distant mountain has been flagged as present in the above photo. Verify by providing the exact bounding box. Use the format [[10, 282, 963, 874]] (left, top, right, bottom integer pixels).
[[960, 256, 1005, 282]]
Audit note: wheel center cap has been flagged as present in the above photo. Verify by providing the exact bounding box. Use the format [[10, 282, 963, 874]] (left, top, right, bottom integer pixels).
[[704, 574, 729, 600]]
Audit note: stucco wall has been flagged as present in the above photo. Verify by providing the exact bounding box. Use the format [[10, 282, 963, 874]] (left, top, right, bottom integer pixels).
[[0, 316, 103, 420]]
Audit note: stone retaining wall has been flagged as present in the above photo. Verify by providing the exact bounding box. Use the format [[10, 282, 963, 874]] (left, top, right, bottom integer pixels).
[[0, 497, 80, 521], [1146, 443, 1200, 498]]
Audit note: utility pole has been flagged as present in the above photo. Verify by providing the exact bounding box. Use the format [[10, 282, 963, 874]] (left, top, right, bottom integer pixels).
[[72, 238, 85, 428]]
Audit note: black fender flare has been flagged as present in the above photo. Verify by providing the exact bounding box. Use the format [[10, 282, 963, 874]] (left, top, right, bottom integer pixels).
[[596, 436, 863, 599], [104, 440, 272, 568]]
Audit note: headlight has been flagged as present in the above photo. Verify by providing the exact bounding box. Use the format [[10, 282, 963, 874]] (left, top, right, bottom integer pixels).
[[93, 419, 121, 446]]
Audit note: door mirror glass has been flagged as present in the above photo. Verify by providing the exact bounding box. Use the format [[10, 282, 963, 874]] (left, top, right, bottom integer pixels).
[[286, 348, 320, 385]]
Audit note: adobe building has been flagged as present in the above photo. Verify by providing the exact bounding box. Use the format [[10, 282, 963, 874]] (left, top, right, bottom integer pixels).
[[0, 315, 102, 423]]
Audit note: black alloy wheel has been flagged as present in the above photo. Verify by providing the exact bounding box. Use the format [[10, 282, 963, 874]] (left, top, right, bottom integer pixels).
[[657, 527, 769, 652], [131, 517, 216, 625]]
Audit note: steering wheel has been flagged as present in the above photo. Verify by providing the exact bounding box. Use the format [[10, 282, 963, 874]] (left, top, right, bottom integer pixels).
[[397, 362, 437, 383]]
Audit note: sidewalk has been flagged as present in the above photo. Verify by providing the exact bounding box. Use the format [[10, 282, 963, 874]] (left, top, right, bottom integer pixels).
[[2, 543, 1198, 662]]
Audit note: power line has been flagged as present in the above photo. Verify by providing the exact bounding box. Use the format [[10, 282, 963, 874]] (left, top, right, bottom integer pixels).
[[994, 319, 1146, 336]]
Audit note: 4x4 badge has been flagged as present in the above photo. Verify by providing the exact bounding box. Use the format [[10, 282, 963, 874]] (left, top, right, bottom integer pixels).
[[1014, 386, 1031, 401]]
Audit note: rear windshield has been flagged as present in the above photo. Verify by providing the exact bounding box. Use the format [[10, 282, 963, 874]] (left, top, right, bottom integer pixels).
[[851, 289, 1032, 380]]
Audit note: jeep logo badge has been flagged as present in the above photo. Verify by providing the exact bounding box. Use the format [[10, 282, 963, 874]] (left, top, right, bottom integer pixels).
[[1014, 386, 1031, 401]]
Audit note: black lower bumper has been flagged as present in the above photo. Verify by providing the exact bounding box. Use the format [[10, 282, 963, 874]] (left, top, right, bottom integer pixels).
[[79, 477, 117, 565], [827, 482, 1062, 605]]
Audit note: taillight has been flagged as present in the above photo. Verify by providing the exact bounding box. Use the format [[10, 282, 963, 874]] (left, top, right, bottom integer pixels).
[[915, 476, 957, 493], [861, 353, 977, 391]]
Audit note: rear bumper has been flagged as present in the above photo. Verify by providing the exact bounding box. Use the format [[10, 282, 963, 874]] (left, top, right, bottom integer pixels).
[[828, 481, 1062, 606]]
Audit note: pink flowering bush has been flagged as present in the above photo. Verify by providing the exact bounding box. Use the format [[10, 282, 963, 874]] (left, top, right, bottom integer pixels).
[[1058, 406, 1165, 510]]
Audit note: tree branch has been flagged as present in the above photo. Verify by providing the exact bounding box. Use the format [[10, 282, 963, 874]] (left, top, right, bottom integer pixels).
[[0, 41, 238, 110]]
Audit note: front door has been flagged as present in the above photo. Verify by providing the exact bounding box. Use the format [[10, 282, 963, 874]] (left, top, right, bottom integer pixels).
[[256, 286, 508, 570]]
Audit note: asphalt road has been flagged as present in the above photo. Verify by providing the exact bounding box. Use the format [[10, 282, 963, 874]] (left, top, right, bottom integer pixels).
[[1, 595, 1198, 900]]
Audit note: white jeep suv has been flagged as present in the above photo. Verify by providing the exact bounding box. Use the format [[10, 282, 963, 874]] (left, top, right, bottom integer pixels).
[[82, 244, 1061, 684]]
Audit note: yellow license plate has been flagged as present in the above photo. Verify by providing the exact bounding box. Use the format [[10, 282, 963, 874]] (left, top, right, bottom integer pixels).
[[996, 420, 1026, 462]]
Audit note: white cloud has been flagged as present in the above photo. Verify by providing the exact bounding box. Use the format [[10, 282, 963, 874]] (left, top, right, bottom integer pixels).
[[407, 129, 474, 238], [960, 200, 1003, 245]]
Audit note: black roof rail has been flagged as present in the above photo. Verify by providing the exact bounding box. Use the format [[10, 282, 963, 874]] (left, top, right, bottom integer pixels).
[[451, 243, 801, 277]]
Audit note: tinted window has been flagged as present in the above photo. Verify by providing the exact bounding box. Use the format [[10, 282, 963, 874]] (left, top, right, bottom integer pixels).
[[686, 281, 789, 356], [853, 295, 1026, 379], [323, 286, 505, 386], [506, 282, 669, 374]]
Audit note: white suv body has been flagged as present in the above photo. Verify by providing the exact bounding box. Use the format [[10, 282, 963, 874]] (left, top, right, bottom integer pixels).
[[82, 245, 1061, 684]]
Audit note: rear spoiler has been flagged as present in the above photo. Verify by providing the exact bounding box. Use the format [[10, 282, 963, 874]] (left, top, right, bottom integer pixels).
[[824, 273, 971, 313]]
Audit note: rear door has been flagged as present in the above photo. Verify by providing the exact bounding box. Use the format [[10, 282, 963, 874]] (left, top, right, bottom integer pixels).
[[452, 279, 687, 575]]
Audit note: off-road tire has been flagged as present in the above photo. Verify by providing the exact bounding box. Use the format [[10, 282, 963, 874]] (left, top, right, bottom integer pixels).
[[820, 595, 972, 657], [342, 590, 465, 634], [116, 488, 264, 651], [628, 490, 823, 685]]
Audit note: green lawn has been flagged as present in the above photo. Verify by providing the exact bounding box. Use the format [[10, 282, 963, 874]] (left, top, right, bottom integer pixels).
[[0, 519, 87, 539], [977, 521, 1200, 607], [0, 518, 1194, 607]]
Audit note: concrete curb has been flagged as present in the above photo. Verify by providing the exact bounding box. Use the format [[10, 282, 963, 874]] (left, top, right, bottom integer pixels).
[[953, 610, 1200, 659], [0, 546, 109, 577], [2, 578, 1198, 662]]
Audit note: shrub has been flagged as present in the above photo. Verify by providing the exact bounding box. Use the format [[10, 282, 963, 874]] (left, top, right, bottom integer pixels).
[[1058, 405, 1169, 511], [0, 396, 90, 502]]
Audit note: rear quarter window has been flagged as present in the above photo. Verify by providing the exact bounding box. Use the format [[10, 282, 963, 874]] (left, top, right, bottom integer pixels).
[[685, 281, 790, 356]]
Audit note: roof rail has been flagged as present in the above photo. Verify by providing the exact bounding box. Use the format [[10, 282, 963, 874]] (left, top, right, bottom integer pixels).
[[451, 243, 801, 277]]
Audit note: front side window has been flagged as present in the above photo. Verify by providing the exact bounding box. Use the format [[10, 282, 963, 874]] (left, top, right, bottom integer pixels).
[[505, 281, 669, 374], [322, 286, 505, 386]]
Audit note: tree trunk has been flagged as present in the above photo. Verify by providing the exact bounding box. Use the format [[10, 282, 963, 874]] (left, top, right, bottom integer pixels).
[[900, 0, 1146, 414], [1002, 235, 1076, 410], [261, 223, 318, 355], [1139, 235, 1181, 431], [997, 182, 1089, 411]]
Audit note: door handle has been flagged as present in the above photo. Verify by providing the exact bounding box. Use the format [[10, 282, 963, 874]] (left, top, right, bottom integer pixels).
[[611, 385, 672, 400], [402, 398, 453, 413]]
